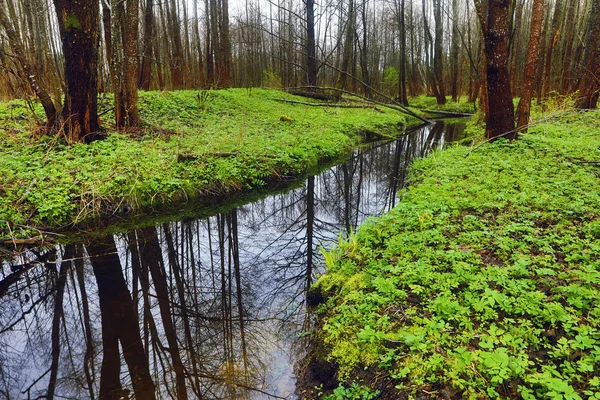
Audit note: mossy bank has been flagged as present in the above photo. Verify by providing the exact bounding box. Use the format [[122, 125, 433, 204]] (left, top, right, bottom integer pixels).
[[300, 110, 600, 399], [0, 89, 412, 239]]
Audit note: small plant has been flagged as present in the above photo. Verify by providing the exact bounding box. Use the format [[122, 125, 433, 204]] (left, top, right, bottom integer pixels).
[[195, 90, 214, 111]]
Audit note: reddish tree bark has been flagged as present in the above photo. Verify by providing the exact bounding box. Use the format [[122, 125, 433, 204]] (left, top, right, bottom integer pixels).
[[540, 0, 562, 98], [475, 0, 516, 140], [576, 0, 600, 109], [516, 0, 545, 132]]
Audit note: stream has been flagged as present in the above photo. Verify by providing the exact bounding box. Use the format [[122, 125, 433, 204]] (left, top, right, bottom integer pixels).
[[0, 121, 465, 400]]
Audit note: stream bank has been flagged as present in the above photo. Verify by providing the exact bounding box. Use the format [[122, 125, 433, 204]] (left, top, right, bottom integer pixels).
[[0, 122, 466, 399], [0, 88, 417, 240], [297, 111, 600, 399]]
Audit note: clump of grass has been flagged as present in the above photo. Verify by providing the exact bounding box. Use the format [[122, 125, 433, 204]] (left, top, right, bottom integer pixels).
[[309, 110, 600, 399]]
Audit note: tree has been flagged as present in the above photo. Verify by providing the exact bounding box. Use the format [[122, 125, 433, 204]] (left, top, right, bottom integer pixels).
[[576, 0, 600, 109], [474, 0, 516, 140], [306, 0, 318, 87], [450, 0, 460, 101], [516, 0, 544, 132], [139, 0, 155, 90], [52, 0, 101, 142], [432, 0, 447, 104], [111, 0, 140, 127], [0, 0, 58, 127], [395, 0, 408, 105]]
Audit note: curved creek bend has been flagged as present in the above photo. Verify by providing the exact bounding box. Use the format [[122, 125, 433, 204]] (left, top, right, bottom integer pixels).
[[0, 121, 465, 399]]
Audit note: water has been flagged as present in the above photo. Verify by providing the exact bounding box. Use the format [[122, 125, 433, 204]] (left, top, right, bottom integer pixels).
[[0, 121, 465, 400]]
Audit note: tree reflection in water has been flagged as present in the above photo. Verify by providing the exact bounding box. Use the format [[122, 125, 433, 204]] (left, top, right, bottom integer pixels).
[[0, 122, 464, 399]]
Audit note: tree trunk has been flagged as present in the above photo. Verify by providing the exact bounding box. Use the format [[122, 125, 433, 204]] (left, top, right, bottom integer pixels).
[[306, 0, 318, 87], [450, 0, 460, 101], [217, 0, 232, 87], [576, 0, 600, 109], [53, 0, 101, 142], [433, 0, 446, 104], [516, 0, 544, 132], [139, 0, 154, 90], [540, 0, 563, 98], [123, 0, 140, 126], [338, 0, 355, 90], [476, 0, 516, 140], [397, 0, 408, 105]]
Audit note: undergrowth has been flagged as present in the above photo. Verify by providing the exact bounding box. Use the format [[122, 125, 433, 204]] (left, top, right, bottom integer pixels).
[[408, 95, 476, 114], [310, 110, 600, 399], [0, 89, 409, 238]]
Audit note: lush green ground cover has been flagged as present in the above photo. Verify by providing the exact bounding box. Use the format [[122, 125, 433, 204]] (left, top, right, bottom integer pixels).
[[308, 110, 600, 399], [0, 89, 410, 238], [408, 95, 476, 114]]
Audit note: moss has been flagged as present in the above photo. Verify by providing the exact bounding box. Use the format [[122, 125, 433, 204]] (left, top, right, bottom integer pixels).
[[64, 13, 82, 30]]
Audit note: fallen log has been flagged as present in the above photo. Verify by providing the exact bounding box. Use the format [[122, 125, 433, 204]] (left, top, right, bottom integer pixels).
[[286, 90, 340, 102], [419, 108, 474, 117]]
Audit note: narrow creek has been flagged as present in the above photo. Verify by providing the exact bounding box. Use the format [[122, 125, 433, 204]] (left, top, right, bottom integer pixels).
[[0, 121, 465, 399]]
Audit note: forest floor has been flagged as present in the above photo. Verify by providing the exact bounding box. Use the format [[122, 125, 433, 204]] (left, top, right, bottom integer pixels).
[[300, 109, 600, 399], [0, 88, 424, 240]]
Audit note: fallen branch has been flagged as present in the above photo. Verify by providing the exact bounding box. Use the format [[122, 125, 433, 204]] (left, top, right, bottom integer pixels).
[[419, 108, 474, 117], [286, 89, 339, 102], [465, 108, 574, 157], [272, 98, 383, 111], [284, 86, 431, 124], [0, 238, 48, 246]]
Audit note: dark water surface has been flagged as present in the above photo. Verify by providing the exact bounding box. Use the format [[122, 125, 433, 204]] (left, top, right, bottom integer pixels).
[[0, 121, 465, 399]]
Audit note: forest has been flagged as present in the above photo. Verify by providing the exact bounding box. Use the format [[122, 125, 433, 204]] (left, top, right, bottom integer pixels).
[[0, 0, 600, 399]]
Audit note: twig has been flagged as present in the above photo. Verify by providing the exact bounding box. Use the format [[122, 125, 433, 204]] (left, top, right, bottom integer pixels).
[[465, 108, 574, 157], [272, 98, 381, 109]]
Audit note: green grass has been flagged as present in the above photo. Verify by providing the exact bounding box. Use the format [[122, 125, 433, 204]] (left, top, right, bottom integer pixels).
[[308, 110, 600, 399], [0, 89, 412, 238]]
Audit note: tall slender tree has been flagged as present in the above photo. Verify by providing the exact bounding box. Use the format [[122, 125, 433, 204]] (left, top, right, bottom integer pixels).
[[516, 0, 544, 132]]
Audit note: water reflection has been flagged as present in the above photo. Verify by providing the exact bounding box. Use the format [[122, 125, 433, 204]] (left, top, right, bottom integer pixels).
[[0, 122, 464, 399]]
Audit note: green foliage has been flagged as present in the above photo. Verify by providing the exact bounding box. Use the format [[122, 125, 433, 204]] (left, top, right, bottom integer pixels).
[[0, 89, 407, 237], [312, 111, 600, 398], [64, 13, 82, 30], [381, 66, 399, 96], [319, 383, 380, 400], [409, 95, 476, 114]]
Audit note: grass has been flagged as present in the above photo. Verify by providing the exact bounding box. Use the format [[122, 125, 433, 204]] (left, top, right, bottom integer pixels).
[[408, 95, 476, 114], [0, 88, 413, 238], [306, 110, 600, 399]]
